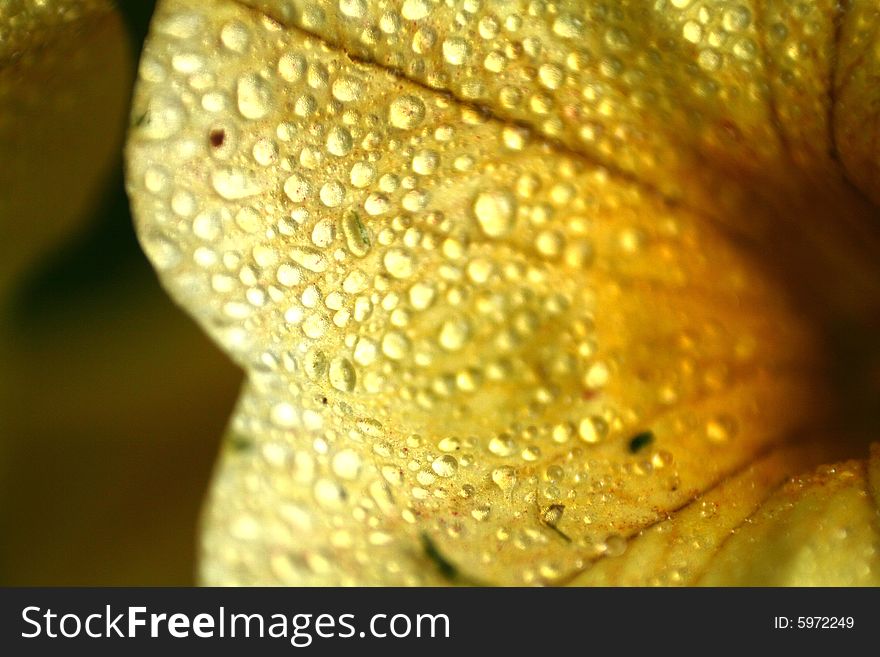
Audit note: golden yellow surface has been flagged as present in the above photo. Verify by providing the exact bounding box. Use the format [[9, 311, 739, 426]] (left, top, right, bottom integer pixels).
[[125, 0, 880, 584], [700, 449, 880, 586]]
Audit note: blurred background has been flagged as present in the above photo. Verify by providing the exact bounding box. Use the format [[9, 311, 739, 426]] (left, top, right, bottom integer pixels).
[[0, 1, 242, 584]]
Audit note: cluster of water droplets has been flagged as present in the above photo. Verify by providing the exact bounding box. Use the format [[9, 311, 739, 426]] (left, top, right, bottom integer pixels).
[[127, 0, 825, 585], [231, 0, 816, 205]]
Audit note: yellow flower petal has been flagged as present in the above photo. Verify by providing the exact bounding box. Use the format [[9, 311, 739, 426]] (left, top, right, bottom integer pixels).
[[834, 1, 880, 206], [127, 0, 880, 585], [0, 0, 131, 293], [698, 446, 880, 586], [567, 439, 861, 586]]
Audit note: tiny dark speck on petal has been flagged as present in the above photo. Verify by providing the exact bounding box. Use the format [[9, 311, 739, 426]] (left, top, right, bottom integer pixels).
[[209, 128, 225, 147], [628, 430, 654, 453]]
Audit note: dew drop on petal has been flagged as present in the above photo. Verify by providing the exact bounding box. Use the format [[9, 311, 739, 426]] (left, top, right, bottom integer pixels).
[[332, 449, 363, 480], [211, 168, 261, 199], [401, 0, 430, 21], [383, 248, 414, 279], [388, 95, 426, 130], [472, 190, 516, 237], [237, 74, 271, 119], [328, 357, 356, 392], [438, 316, 471, 351], [492, 466, 517, 491], [578, 416, 608, 444], [432, 455, 459, 478], [284, 173, 311, 202]]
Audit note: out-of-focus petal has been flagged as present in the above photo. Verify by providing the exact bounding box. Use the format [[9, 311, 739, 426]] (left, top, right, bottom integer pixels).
[[0, 0, 131, 293], [698, 445, 880, 586]]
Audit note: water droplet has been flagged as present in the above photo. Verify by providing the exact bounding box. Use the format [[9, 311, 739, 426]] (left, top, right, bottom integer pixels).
[[536, 230, 563, 258], [471, 505, 490, 521], [220, 20, 250, 53], [438, 316, 471, 351], [538, 63, 564, 89], [252, 138, 278, 165], [705, 415, 737, 444], [311, 218, 335, 248], [339, 0, 367, 20], [313, 478, 346, 509], [295, 95, 317, 120], [564, 240, 594, 268], [302, 313, 327, 339], [142, 233, 180, 270], [270, 402, 297, 428], [235, 206, 261, 232], [722, 6, 751, 32], [492, 466, 517, 491], [158, 11, 204, 39], [139, 96, 184, 140], [211, 168, 261, 199], [326, 126, 353, 156], [382, 465, 403, 487], [358, 418, 384, 437], [332, 449, 362, 480], [466, 258, 494, 284], [584, 361, 610, 389], [192, 209, 221, 240], [488, 434, 516, 457], [605, 27, 631, 51], [578, 416, 608, 444], [698, 49, 722, 71], [331, 75, 363, 102], [442, 37, 470, 65], [319, 180, 345, 207], [284, 173, 311, 202], [552, 14, 584, 39], [328, 357, 356, 392], [237, 74, 271, 119], [291, 247, 327, 273], [276, 263, 301, 287], [432, 455, 458, 478], [472, 190, 516, 237], [353, 337, 378, 366], [733, 37, 757, 60], [388, 95, 426, 130], [401, 0, 430, 21], [144, 166, 169, 193], [412, 149, 439, 175], [404, 284, 433, 314], [171, 53, 203, 74], [438, 436, 460, 452], [552, 423, 574, 444], [382, 331, 410, 360], [683, 21, 702, 44], [602, 534, 627, 557], [278, 53, 306, 82], [521, 446, 540, 462], [478, 15, 499, 39], [364, 192, 390, 215], [349, 161, 376, 188], [384, 248, 414, 279]]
